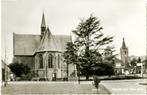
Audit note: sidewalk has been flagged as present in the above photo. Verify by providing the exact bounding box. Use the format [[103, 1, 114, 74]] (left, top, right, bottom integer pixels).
[[101, 79, 147, 95]]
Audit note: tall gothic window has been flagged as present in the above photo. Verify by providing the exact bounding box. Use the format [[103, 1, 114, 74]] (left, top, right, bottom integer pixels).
[[39, 54, 43, 68], [55, 55, 57, 67], [48, 54, 53, 68], [58, 54, 60, 68]]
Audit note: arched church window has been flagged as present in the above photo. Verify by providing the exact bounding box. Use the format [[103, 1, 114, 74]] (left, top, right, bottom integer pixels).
[[48, 54, 53, 68], [39, 54, 43, 68], [55, 55, 57, 67], [58, 54, 60, 68]]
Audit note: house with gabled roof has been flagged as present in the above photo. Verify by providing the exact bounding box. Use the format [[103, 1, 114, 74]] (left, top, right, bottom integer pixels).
[[13, 13, 76, 80]]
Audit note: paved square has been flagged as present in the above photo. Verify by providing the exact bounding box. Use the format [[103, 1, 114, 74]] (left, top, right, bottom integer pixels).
[[1, 81, 110, 95]]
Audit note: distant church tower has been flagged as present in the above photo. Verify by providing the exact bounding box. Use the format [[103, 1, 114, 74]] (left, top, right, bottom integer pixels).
[[41, 12, 46, 39], [120, 38, 129, 66]]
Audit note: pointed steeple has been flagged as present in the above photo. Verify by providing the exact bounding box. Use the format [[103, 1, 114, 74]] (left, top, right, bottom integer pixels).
[[41, 12, 46, 39], [122, 38, 127, 49], [41, 12, 46, 28]]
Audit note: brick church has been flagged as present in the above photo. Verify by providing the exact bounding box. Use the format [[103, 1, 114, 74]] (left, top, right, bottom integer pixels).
[[13, 13, 76, 80]]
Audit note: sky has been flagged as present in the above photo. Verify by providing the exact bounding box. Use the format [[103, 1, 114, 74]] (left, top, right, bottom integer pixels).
[[1, 0, 146, 63]]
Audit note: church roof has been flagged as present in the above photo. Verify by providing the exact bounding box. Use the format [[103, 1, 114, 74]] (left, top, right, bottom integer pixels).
[[52, 35, 72, 51], [121, 38, 127, 49], [34, 28, 72, 53], [13, 33, 41, 55], [13, 31, 72, 56]]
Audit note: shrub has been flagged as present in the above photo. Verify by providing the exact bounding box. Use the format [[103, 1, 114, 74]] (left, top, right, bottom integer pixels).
[[9, 62, 30, 77]]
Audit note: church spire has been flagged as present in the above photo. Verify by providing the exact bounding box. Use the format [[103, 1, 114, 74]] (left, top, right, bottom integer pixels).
[[41, 12, 46, 28], [41, 12, 46, 39], [122, 38, 127, 49]]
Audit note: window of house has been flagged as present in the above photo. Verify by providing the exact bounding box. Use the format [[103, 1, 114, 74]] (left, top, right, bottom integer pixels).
[[48, 54, 53, 68], [39, 54, 43, 68]]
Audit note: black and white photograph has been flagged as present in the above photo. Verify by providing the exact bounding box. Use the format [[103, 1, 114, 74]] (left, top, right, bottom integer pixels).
[[1, 0, 147, 95]]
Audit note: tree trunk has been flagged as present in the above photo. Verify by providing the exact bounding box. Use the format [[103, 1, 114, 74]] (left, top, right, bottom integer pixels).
[[67, 64, 69, 81], [86, 75, 89, 80]]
